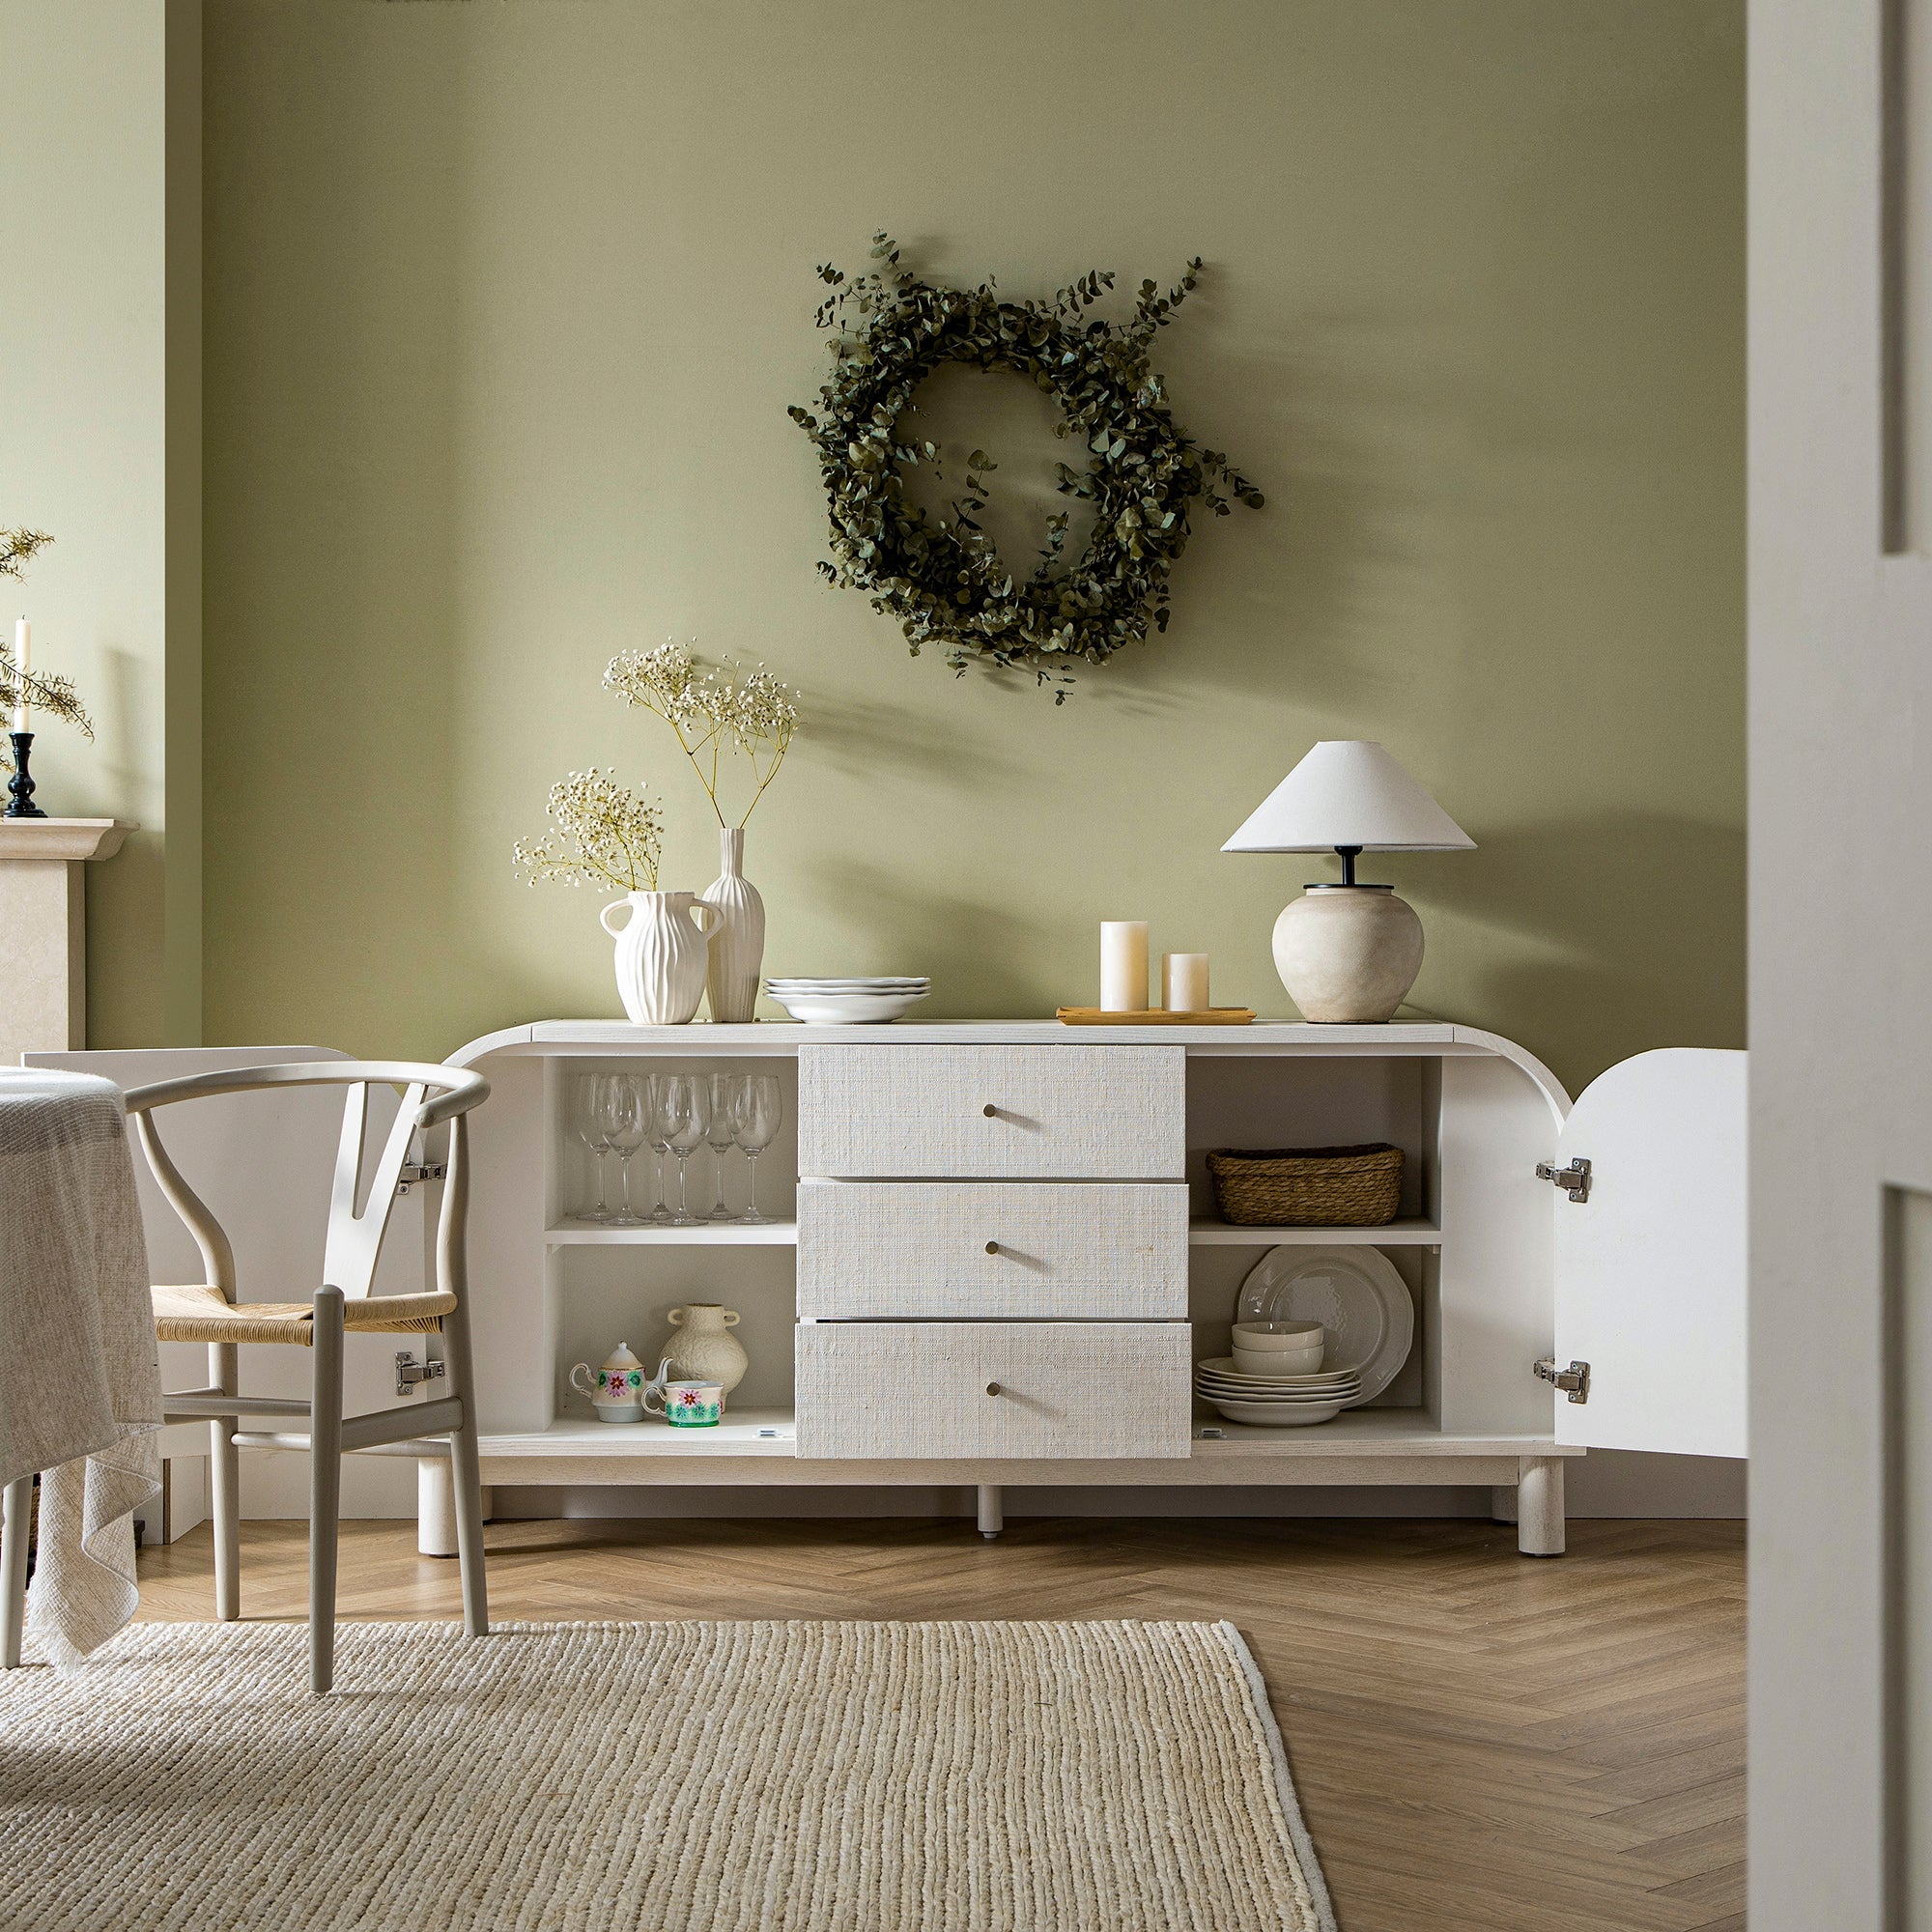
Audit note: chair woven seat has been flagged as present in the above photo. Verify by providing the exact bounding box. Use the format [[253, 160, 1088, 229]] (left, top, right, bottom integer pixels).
[[152, 1282, 458, 1347]]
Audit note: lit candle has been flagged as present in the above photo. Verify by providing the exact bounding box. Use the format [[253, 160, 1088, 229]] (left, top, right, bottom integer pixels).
[[1099, 921, 1150, 1012], [1162, 952, 1210, 1013], [11, 616, 27, 733]]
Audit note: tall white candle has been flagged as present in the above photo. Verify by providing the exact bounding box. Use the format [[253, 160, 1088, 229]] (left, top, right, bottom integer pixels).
[[1162, 952, 1210, 1013], [11, 616, 28, 732], [1099, 921, 1150, 1012]]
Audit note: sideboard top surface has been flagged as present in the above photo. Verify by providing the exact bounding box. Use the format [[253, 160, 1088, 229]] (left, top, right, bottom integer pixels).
[[451, 1018, 1570, 1116]]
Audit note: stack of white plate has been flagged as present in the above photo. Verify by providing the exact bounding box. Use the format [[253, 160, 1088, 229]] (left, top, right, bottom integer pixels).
[[765, 977, 931, 1024], [1193, 1355, 1362, 1428]]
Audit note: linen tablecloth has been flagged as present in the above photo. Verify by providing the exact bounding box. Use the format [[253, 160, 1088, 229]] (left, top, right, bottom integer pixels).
[[0, 1069, 160, 1660]]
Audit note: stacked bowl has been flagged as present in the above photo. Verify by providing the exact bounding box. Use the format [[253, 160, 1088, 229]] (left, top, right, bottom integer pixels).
[[1195, 1321, 1359, 1427], [765, 977, 930, 1023]]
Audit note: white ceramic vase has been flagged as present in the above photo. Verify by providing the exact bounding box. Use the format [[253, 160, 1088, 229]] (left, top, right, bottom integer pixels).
[[662, 1303, 748, 1401], [600, 891, 724, 1025], [703, 826, 766, 1024]]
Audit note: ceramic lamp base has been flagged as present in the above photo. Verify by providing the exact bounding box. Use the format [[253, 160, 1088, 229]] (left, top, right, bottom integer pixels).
[[1271, 884, 1423, 1023]]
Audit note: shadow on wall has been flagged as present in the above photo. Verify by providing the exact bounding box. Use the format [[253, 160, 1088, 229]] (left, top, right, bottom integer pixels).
[[798, 855, 1049, 1011], [1406, 809, 1746, 1093]]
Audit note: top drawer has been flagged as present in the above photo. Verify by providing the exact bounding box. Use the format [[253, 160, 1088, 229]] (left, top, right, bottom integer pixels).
[[797, 1044, 1185, 1179]]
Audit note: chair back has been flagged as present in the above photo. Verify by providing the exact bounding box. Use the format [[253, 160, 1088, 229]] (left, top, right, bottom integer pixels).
[[123, 1061, 491, 1304]]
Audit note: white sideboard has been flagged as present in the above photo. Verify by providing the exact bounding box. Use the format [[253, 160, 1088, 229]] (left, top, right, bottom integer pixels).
[[431, 1019, 1747, 1558]]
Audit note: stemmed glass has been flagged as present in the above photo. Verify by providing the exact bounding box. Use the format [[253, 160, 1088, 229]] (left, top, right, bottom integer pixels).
[[654, 1074, 710, 1228], [641, 1073, 674, 1225], [731, 1073, 782, 1225], [704, 1072, 739, 1221], [574, 1074, 612, 1222], [599, 1074, 651, 1228]]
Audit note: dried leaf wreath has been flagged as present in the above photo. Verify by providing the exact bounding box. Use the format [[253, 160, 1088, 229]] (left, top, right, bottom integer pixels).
[[789, 236, 1263, 699]]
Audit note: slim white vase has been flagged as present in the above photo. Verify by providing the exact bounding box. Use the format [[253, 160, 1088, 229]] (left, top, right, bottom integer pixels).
[[703, 826, 766, 1024], [600, 891, 724, 1025]]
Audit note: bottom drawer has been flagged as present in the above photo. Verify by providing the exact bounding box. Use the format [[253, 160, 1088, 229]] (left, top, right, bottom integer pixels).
[[795, 1321, 1190, 1461]]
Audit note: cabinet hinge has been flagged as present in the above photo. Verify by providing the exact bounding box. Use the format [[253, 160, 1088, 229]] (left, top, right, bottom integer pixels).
[[1536, 1156, 1592, 1203], [1535, 1357, 1591, 1404], [395, 1351, 446, 1398], [395, 1161, 445, 1196]]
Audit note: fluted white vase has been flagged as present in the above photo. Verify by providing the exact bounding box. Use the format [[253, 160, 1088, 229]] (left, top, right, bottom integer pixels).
[[600, 891, 723, 1025], [703, 826, 766, 1024]]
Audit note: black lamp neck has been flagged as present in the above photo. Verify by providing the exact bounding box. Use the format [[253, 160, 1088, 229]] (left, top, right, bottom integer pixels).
[[1335, 844, 1362, 887]]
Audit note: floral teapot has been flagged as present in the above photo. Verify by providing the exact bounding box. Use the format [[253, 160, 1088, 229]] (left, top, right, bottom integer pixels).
[[569, 1343, 674, 1424]]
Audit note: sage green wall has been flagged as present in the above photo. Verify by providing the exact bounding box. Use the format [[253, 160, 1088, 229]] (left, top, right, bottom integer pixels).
[[202, 0, 1743, 1099], [1, 0, 201, 1050]]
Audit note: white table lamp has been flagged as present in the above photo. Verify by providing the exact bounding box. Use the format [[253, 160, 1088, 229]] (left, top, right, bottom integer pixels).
[[1221, 740, 1474, 1022]]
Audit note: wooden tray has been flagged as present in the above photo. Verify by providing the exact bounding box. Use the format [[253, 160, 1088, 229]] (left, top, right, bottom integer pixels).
[[1055, 1007, 1256, 1026]]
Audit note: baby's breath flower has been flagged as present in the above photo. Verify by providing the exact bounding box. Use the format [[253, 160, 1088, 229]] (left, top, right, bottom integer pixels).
[[513, 767, 664, 894], [603, 637, 802, 827]]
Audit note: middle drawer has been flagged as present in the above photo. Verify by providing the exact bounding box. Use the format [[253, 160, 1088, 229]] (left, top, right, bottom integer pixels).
[[797, 1180, 1189, 1320]]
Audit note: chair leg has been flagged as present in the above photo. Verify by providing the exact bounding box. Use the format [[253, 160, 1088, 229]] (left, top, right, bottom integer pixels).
[[1, 1475, 32, 1668], [440, 1305, 490, 1639], [210, 1341, 241, 1622], [308, 1287, 345, 1695]]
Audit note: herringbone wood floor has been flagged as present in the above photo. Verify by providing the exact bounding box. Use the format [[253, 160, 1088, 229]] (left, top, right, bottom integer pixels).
[[137, 1516, 1745, 1932]]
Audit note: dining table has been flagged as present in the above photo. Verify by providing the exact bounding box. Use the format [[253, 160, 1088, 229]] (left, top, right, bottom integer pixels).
[[0, 1067, 161, 1665]]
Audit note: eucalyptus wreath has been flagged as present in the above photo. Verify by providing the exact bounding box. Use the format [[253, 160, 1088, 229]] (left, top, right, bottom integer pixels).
[[789, 236, 1263, 698]]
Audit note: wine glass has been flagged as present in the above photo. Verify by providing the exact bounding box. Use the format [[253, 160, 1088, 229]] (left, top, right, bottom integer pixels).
[[574, 1073, 612, 1222], [731, 1072, 782, 1225], [599, 1073, 650, 1228], [641, 1073, 674, 1225], [704, 1072, 739, 1221], [654, 1074, 709, 1228]]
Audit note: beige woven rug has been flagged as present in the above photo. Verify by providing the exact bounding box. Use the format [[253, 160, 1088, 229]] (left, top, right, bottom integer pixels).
[[0, 1618, 1334, 1932]]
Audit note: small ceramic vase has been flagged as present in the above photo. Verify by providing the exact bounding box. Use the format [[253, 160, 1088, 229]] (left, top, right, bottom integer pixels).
[[569, 1342, 666, 1423], [703, 826, 766, 1024], [662, 1303, 748, 1404], [601, 891, 724, 1025]]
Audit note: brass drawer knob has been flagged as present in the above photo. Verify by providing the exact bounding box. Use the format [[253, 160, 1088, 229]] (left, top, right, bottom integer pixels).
[[982, 1103, 998, 1117], [984, 1240, 1000, 1255], [985, 1381, 1003, 1397]]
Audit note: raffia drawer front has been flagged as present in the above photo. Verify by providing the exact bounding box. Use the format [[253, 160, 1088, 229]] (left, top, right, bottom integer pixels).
[[796, 1181, 1187, 1319], [796, 1045, 1184, 1179], [795, 1321, 1190, 1459]]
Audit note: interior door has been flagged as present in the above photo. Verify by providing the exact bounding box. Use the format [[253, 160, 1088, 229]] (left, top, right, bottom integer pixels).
[[1750, 0, 1932, 1922], [1551, 1048, 1747, 1458]]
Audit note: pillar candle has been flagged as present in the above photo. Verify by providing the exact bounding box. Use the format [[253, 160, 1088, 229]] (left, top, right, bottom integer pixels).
[[1099, 921, 1149, 1012], [1162, 952, 1210, 1013]]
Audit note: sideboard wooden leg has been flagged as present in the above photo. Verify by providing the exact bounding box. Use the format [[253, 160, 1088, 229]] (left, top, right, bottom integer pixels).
[[417, 1455, 458, 1557], [1, 1475, 31, 1667], [1490, 1485, 1520, 1523], [1517, 1457, 1566, 1556], [977, 1484, 1003, 1541]]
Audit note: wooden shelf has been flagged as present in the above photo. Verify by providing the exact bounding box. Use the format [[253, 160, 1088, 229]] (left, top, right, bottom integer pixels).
[[547, 1219, 798, 1246], [1188, 1217, 1440, 1246]]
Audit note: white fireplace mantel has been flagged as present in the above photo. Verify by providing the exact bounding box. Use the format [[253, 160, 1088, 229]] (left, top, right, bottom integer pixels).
[[0, 818, 135, 1064]]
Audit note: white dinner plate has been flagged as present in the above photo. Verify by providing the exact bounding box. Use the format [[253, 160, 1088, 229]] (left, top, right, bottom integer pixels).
[[1236, 1245, 1414, 1406], [1206, 1398, 1345, 1427], [1196, 1356, 1357, 1387], [1196, 1383, 1355, 1402]]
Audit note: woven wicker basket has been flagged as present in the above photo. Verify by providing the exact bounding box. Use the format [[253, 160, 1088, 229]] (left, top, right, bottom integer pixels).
[[1206, 1142, 1405, 1227]]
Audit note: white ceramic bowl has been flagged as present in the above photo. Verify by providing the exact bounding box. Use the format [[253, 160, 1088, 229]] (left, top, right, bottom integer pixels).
[[771, 989, 931, 1024], [1234, 1344, 1325, 1378], [1232, 1321, 1326, 1351]]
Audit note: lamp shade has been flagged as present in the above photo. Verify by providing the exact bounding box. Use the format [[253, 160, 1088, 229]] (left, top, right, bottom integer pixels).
[[1220, 741, 1475, 853]]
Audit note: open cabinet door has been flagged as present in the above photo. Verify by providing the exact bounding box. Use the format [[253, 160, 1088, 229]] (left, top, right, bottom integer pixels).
[[1551, 1047, 1747, 1458]]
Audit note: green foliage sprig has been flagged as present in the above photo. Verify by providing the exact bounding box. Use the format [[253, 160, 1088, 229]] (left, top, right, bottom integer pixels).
[[789, 236, 1262, 699], [0, 527, 91, 766]]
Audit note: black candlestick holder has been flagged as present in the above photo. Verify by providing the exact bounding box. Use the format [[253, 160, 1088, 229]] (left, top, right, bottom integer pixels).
[[7, 731, 47, 818]]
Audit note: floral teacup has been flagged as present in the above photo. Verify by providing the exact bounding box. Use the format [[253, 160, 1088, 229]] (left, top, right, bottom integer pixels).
[[647, 1378, 722, 1428]]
